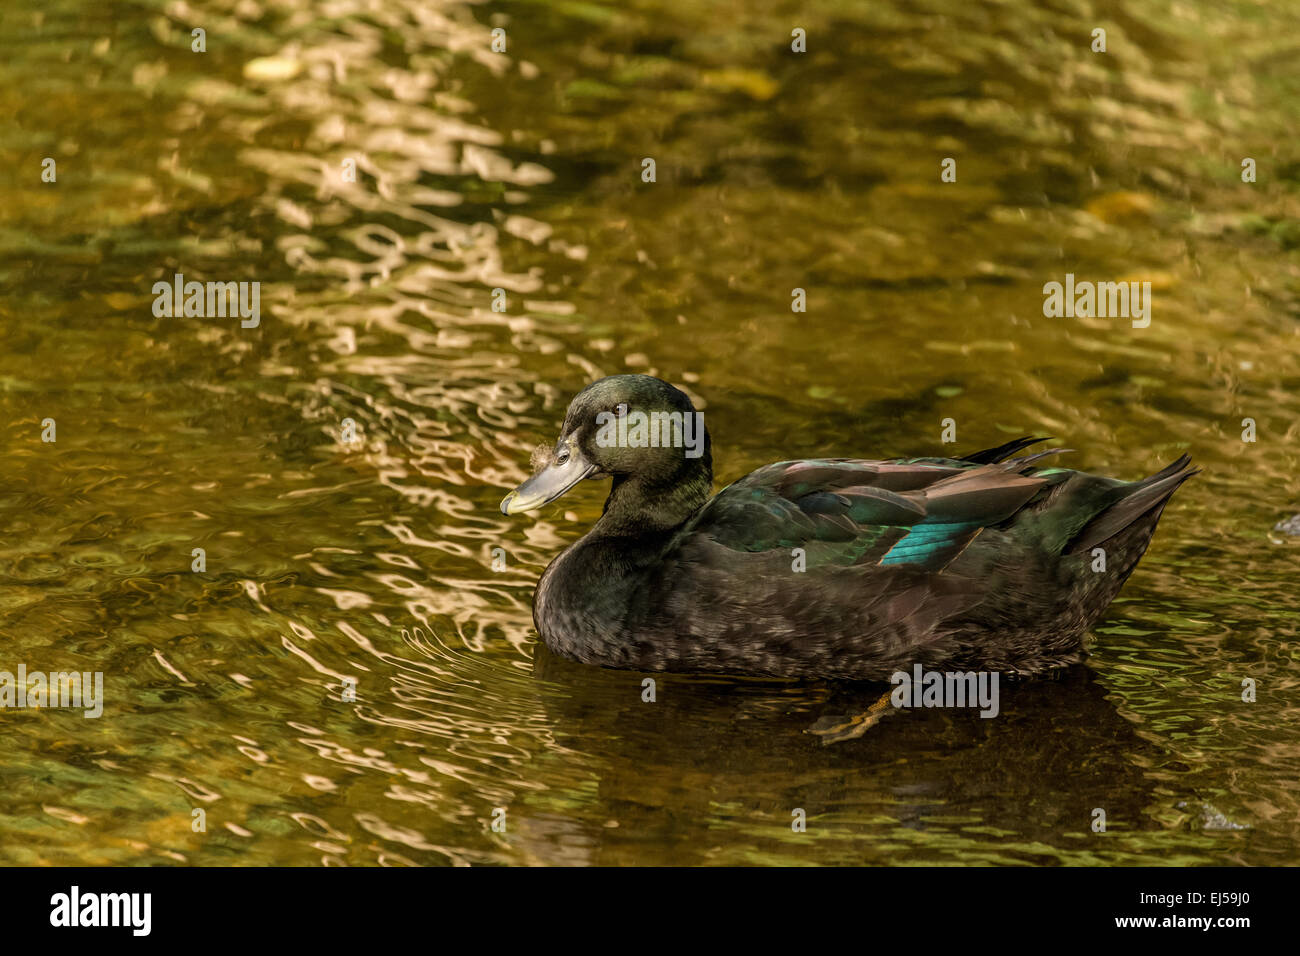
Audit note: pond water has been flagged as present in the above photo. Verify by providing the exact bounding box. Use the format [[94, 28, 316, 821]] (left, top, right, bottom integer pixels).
[[1, 0, 1298, 865]]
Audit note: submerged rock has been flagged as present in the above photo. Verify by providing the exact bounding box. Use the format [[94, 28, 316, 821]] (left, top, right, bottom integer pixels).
[[1274, 514, 1300, 535]]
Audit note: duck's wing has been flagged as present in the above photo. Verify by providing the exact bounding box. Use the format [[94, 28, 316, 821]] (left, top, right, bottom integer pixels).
[[633, 447, 1191, 679], [675, 451, 1066, 572], [627, 451, 1070, 677], [628, 452, 1067, 677]]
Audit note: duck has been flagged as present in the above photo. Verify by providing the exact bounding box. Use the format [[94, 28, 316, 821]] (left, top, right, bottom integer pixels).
[[500, 374, 1195, 681]]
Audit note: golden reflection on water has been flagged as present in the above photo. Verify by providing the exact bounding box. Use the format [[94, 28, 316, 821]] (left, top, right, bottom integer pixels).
[[0, 0, 1297, 865]]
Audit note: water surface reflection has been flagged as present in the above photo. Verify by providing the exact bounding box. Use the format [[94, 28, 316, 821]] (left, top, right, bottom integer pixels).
[[0, 0, 1297, 865]]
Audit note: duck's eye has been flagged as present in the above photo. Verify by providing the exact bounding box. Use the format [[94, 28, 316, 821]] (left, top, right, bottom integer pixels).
[[556, 449, 571, 465]]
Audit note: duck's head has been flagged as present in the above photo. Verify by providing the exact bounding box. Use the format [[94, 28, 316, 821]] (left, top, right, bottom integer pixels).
[[500, 374, 712, 524]]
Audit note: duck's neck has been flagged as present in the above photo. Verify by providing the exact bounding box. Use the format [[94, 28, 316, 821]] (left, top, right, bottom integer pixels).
[[591, 454, 713, 539], [533, 455, 717, 665], [534, 451, 712, 667]]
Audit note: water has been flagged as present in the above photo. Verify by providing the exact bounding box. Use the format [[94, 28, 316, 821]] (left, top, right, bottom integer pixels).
[[1, 0, 1298, 865]]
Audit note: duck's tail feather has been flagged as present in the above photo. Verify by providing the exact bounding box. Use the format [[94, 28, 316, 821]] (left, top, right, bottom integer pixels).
[[1005, 447, 1074, 470], [1064, 455, 1197, 555], [960, 436, 1049, 464]]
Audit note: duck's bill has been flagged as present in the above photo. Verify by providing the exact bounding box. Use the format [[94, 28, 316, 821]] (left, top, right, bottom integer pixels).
[[501, 457, 597, 515]]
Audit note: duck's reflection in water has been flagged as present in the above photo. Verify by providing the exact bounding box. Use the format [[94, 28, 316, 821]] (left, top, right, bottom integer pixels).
[[529, 646, 1164, 864]]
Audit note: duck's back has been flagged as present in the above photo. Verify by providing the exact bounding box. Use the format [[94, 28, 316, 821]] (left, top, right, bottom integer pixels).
[[597, 441, 1194, 679]]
